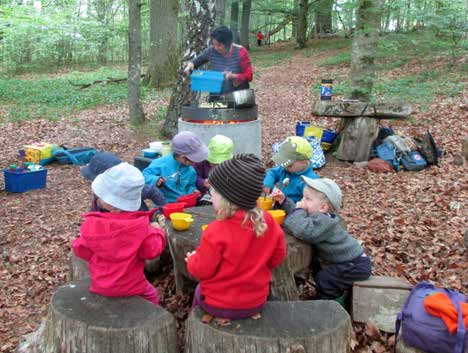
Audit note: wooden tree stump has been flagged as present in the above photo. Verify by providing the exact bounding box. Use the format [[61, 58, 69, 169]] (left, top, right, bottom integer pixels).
[[185, 300, 352, 353], [167, 206, 313, 300], [69, 251, 89, 281], [17, 279, 178, 353]]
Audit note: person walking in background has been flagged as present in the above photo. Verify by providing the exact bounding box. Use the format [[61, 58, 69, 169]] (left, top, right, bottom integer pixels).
[[257, 31, 264, 46]]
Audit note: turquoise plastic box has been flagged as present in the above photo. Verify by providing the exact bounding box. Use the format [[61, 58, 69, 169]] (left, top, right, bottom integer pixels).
[[190, 70, 224, 93]]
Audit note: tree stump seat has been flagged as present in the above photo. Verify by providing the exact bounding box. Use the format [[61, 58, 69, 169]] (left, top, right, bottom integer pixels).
[[18, 279, 177, 353], [167, 206, 313, 301], [185, 300, 352, 353]]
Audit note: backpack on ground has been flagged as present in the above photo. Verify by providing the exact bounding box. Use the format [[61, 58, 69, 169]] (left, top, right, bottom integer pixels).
[[401, 151, 427, 171], [376, 142, 401, 171], [414, 131, 440, 166], [395, 282, 468, 353]]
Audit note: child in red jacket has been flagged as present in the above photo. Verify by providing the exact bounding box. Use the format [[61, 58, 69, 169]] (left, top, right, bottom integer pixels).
[[72, 162, 166, 304], [185, 154, 286, 322]]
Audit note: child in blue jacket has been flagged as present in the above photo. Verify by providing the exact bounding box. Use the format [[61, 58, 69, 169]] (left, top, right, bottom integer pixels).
[[263, 136, 319, 203], [143, 132, 208, 203]]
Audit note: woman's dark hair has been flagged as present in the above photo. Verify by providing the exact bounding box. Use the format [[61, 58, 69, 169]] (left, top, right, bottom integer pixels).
[[210, 26, 233, 48]]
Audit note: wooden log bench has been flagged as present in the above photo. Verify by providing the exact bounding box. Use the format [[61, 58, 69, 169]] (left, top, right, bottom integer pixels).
[[17, 279, 178, 353], [312, 100, 412, 162], [166, 206, 313, 301], [185, 300, 352, 353]]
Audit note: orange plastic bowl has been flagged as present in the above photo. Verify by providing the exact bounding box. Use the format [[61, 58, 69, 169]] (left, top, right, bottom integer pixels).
[[176, 192, 201, 208], [257, 197, 273, 211], [267, 209, 286, 225], [162, 202, 186, 218]]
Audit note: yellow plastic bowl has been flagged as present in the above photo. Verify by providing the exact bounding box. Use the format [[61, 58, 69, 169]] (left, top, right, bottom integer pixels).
[[201, 224, 208, 231], [170, 212, 194, 231], [257, 197, 273, 211], [267, 210, 286, 225]]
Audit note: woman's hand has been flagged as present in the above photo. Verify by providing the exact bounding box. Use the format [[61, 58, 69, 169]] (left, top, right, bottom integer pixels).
[[185, 250, 196, 262], [271, 189, 285, 205], [156, 177, 166, 187]]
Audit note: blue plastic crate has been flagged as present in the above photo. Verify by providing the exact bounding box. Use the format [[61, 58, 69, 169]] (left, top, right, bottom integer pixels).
[[4, 168, 47, 193], [190, 70, 224, 93]]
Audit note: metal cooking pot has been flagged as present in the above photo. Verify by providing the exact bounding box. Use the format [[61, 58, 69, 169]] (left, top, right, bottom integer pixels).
[[226, 89, 256, 108]]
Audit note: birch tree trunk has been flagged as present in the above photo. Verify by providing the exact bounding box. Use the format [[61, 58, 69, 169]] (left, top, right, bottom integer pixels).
[[162, 0, 216, 135], [240, 0, 252, 49], [128, 0, 145, 124], [296, 0, 308, 48], [145, 0, 179, 88]]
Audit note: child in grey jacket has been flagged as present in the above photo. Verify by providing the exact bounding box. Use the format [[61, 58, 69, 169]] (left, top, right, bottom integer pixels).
[[271, 177, 371, 300]]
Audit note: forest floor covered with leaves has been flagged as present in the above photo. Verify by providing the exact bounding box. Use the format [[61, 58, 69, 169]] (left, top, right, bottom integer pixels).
[[0, 40, 467, 353]]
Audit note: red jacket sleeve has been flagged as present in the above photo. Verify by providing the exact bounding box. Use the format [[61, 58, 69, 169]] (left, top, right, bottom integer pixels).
[[186, 234, 222, 280], [266, 220, 287, 269], [72, 237, 93, 262], [138, 226, 166, 260], [233, 47, 253, 83]]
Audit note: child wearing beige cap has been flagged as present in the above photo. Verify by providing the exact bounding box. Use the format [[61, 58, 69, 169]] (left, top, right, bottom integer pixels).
[[272, 177, 371, 302]]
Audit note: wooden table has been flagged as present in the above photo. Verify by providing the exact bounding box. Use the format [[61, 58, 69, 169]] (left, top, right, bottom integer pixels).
[[166, 206, 313, 301]]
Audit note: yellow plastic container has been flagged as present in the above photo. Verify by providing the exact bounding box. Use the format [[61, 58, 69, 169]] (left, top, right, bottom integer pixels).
[[304, 125, 324, 141], [267, 210, 286, 225], [24, 142, 55, 164], [257, 197, 273, 211], [170, 212, 194, 231], [201, 224, 208, 231]]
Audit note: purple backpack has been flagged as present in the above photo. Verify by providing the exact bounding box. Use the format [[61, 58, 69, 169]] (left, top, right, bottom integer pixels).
[[395, 282, 467, 353]]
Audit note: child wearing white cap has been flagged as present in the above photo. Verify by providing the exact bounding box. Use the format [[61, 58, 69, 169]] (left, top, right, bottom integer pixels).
[[143, 131, 208, 203], [72, 162, 166, 304], [272, 177, 371, 302]]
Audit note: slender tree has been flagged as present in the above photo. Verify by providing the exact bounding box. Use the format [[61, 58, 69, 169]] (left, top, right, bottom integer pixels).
[[230, 1, 240, 42], [240, 0, 252, 48], [128, 0, 145, 124], [163, 0, 216, 135], [215, 0, 226, 26], [296, 0, 308, 48]]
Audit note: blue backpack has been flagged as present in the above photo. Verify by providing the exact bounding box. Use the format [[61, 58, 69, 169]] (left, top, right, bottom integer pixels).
[[401, 151, 427, 171], [395, 282, 467, 353], [376, 142, 401, 171]]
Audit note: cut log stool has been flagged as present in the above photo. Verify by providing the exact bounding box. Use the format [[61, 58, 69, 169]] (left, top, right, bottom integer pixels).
[[69, 251, 89, 281], [185, 300, 352, 353], [352, 276, 411, 333], [18, 279, 177, 353], [167, 206, 313, 300]]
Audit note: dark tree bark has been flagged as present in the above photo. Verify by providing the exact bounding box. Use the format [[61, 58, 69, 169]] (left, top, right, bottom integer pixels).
[[296, 0, 309, 48], [314, 0, 333, 37], [162, 0, 216, 136], [145, 0, 179, 88], [215, 0, 226, 26], [230, 1, 240, 43], [240, 0, 252, 49], [128, 0, 145, 124]]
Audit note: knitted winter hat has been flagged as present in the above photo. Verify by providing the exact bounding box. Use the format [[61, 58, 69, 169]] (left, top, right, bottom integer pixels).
[[209, 153, 265, 210]]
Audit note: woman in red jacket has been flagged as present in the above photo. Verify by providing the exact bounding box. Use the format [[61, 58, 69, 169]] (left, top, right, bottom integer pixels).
[[73, 162, 166, 304], [185, 154, 286, 322]]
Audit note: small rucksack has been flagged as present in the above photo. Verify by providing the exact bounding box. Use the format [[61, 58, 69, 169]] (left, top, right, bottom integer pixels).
[[376, 142, 401, 171], [401, 151, 427, 171], [414, 131, 439, 166], [395, 282, 468, 353]]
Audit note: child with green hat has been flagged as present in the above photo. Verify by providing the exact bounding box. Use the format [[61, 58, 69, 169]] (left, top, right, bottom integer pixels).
[[194, 135, 234, 197], [263, 136, 319, 202]]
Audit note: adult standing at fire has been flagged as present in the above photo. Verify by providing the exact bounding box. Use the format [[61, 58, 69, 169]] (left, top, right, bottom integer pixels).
[[184, 26, 253, 94]]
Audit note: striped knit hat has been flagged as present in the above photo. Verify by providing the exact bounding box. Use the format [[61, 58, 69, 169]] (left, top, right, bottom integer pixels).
[[209, 153, 265, 210]]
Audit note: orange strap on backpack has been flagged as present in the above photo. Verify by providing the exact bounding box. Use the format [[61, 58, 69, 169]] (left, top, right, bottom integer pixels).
[[424, 292, 468, 334]]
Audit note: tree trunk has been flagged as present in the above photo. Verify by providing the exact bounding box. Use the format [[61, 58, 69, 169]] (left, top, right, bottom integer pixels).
[[163, 0, 216, 136], [94, 0, 114, 65], [215, 0, 226, 26], [336, 0, 383, 162], [314, 0, 333, 36], [240, 0, 252, 49], [17, 280, 178, 353], [230, 1, 240, 43], [145, 0, 179, 88], [128, 0, 145, 124], [349, 0, 383, 101], [296, 0, 308, 48], [185, 301, 352, 353]]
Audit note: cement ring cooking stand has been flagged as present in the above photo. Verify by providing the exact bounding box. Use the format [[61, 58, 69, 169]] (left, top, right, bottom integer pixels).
[[166, 206, 313, 301]]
